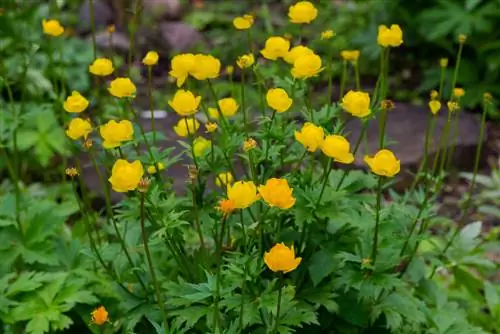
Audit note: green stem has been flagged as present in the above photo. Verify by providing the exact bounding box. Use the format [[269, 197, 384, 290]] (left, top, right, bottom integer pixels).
[[371, 177, 383, 264], [89, 0, 97, 59], [273, 275, 284, 334], [207, 79, 230, 130], [354, 61, 361, 90], [191, 183, 206, 251], [263, 110, 277, 167], [450, 43, 464, 99], [316, 159, 333, 206], [147, 66, 156, 145], [326, 48, 334, 116], [213, 215, 228, 333], [127, 0, 142, 75], [336, 121, 368, 190], [241, 69, 248, 136], [339, 60, 347, 98]]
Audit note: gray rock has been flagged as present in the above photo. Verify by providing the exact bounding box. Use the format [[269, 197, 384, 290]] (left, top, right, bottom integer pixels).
[[78, 0, 113, 33], [158, 22, 204, 52], [143, 0, 183, 21], [93, 30, 131, 54]]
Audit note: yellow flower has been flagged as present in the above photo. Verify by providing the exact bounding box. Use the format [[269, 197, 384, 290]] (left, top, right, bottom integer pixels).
[[288, 1, 318, 24], [226, 65, 234, 75], [459, 34, 467, 44], [109, 160, 144, 192], [192, 137, 211, 157], [213, 98, 239, 118], [173, 118, 200, 137], [377, 24, 403, 48], [108, 77, 136, 98], [291, 53, 323, 79], [142, 51, 159, 66], [233, 14, 254, 30], [264, 243, 302, 273], [364, 149, 400, 177], [243, 138, 257, 151], [341, 50, 360, 62], [107, 25, 115, 33], [321, 135, 354, 164], [190, 54, 221, 80], [147, 162, 165, 174], [42, 19, 64, 36], [266, 88, 293, 113], [440, 58, 449, 68], [258, 178, 296, 209], [168, 90, 201, 116], [65, 167, 79, 178], [453, 88, 465, 98], [99, 120, 134, 149], [227, 181, 259, 209], [321, 29, 335, 40], [261, 37, 290, 60], [215, 172, 234, 187], [66, 118, 92, 140], [294, 122, 324, 152], [205, 122, 218, 133], [237, 53, 255, 69], [169, 53, 195, 87], [429, 100, 441, 115], [284, 45, 314, 64], [447, 101, 459, 112], [430, 90, 439, 100], [91, 306, 109, 326], [89, 58, 114, 76], [341, 90, 371, 118], [63, 91, 89, 113], [217, 199, 236, 217]]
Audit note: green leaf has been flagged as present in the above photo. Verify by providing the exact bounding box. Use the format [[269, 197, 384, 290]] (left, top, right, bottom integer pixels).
[[452, 266, 483, 300], [26, 315, 50, 334], [308, 249, 337, 286], [16, 130, 38, 150], [484, 281, 499, 312]]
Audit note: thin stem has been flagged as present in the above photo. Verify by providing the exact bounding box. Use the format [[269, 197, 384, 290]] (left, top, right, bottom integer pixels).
[[89, 0, 97, 59], [128, 0, 142, 74], [326, 48, 334, 116], [241, 69, 248, 136], [316, 159, 333, 206], [207, 79, 230, 130], [371, 177, 383, 264], [213, 215, 228, 333], [147, 66, 156, 145], [263, 110, 277, 166], [273, 275, 284, 334], [354, 61, 361, 90], [239, 261, 249, 332], [339, 60, 347, 98], [450, 43, 464, 99], [336, 121, 368, 190], [191, 183, 206, 251]]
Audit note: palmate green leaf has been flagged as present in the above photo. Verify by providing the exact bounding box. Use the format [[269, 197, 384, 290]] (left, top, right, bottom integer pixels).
[[26, 315, 49, 334], [170, 306, 209, 329], [308, 249, 338, 286]]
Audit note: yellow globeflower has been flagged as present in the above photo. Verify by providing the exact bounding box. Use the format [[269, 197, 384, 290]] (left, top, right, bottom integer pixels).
[[190, 54, 221, 80], [173, 118, 200, 137], [217, 198, 236, 217], [215, 172, 234, 187], [169, 53, 195, 87], [63, 91, 89, 113], [227, 181, 259, 209], [66, 118, 92, 140], [258, 178, 296, 209], [243, 138, 257, 151], [291, 53, 323, 79], [192, 137, 211, 157], [288, 1, 318, 24], [284, 45, 314, 64], [236, 53, 255, 69], [90, 306, 109, 326], [142, 51, 159, 66], [428, 100, 441, 115], [89, 58, 114, 76], [264, 243, 302, 273], [341, 90, 371, 118], [321, 29, 335, 40], [321, 135, 355, 164], [108, 78, 136, 98], [168, 90, 201, 116], [205, 122, 218, 133], [99, 120, 134, 149], [340, 50, 360, 62], [447, 101, 459, 112], [261, 36, 290, 60], [218, 98, 239, 117], [147, 162, 165, 174], [233, 14, 254, 30], [453, 88, 465, 98], [108, 159, 144, 192], [364, 149, 400, 177], [294, 122, 325, 152], [377, 24, 403, 47], [266, 88, 293, 113], [42, 19, 64, 36]]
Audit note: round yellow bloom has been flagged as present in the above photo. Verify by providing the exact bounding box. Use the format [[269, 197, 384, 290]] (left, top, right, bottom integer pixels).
[[321, 135, 354, 164], [169, 53, 195, 87], [99, 119, 134, 149], [205, 122, 218, 133], [233, 14, 254, 30], [264, 243, 302, 273], [291, 53, 323, 79], [447, 101, 459, 112], [89, 58, 114, 76], [226, 65, 234, 75], [243, 138, 257, 151], [364, 149, 400, 177], [66, 118, 92, 140], [227, 181, 259, 209], [377, 24, 403, 48], [217, 199, 236, 217], [192, 137, 211, 157], [429, 100, 441, 115], [284, 45, 314, 64], [266, 88, 293, 113], [173, 118, 200, 137], [321, 29, 335, 40], [142, 51, 159, 66], [190, 54, 221, 80], [108, 77, 136, 98], [237, 53, 255, 69], [341, 50, 360, 62], [211, 98, 239, 118], [42, 19, 64, 37], [294, 122, 324, 152], [147, 162, 165, 174], [65, 167, 79, 178], [430, 90, 439, 100], [91, 306, 109, 326], [258, 178, 296, 209], [63, 91, 89, 113], [288, 1, 318, 24], [453, 88, 465, 98], [215, 172, 234, 187], [260, 36, 290, 60], [109, 159, 144, 192], [168, 90, 201, 116], [341, 90, 371, 118]]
